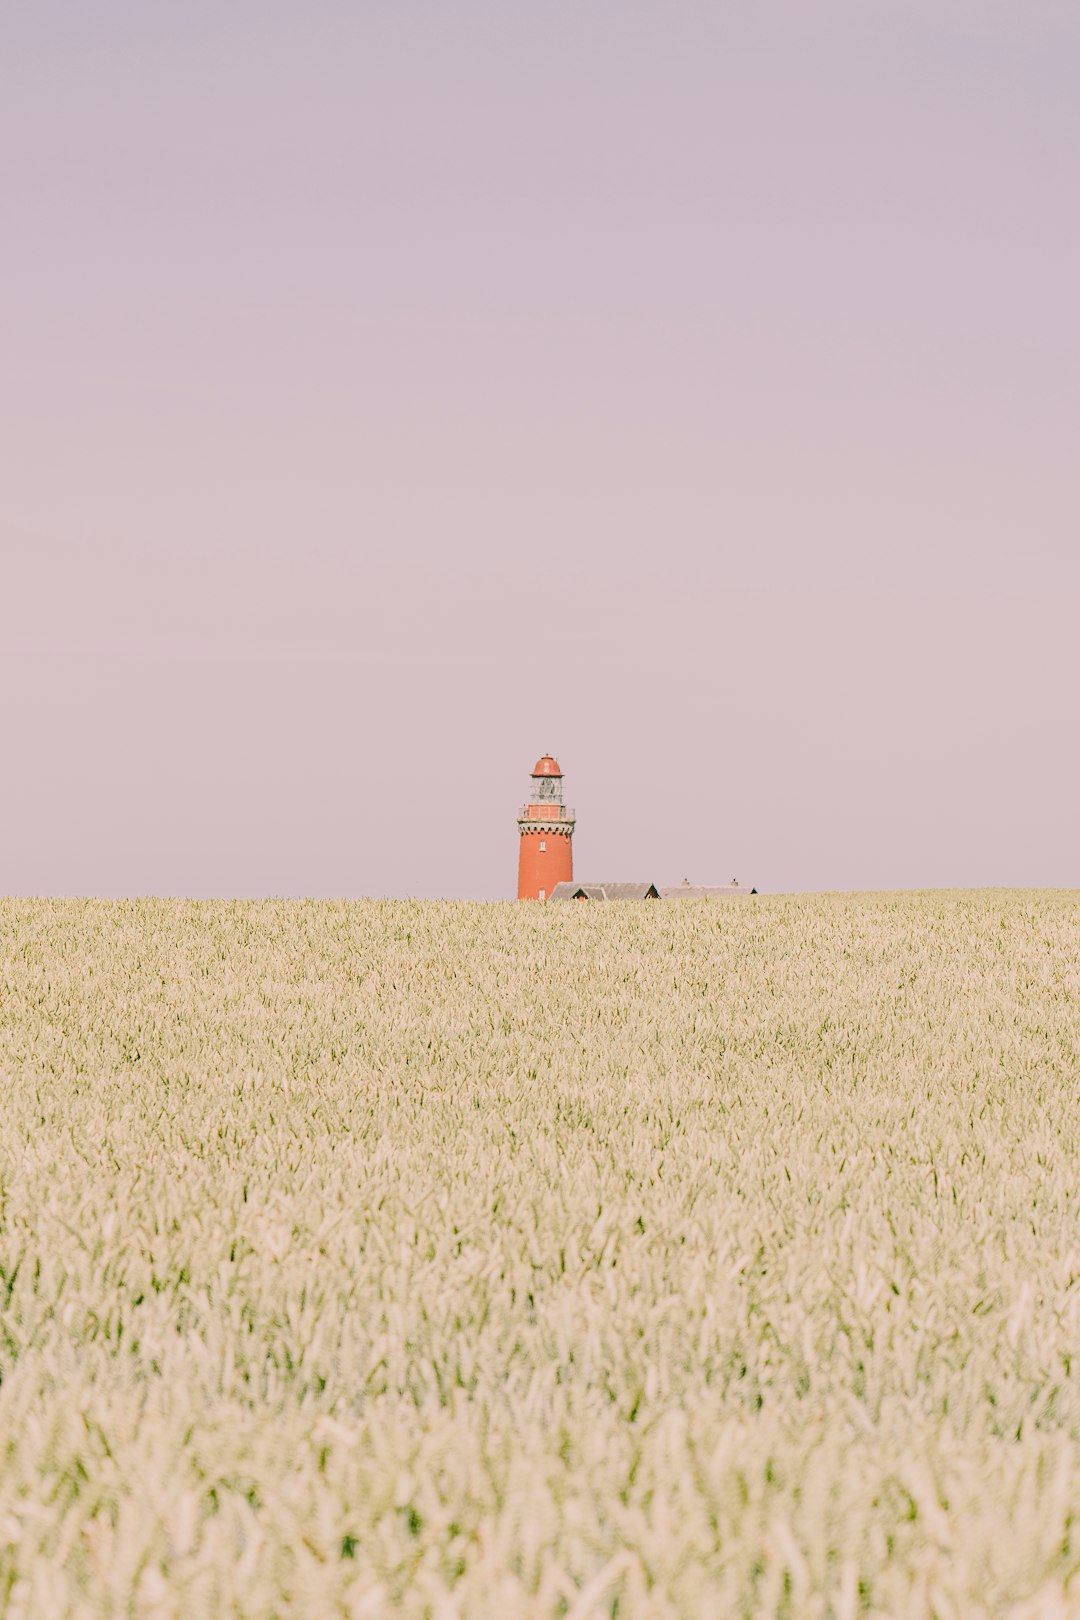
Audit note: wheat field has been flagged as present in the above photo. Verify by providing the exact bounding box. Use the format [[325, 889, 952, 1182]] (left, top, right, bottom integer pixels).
[[0, 893, 1078, 1618]]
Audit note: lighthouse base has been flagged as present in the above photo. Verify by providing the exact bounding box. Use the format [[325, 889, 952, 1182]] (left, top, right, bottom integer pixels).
[[517, 828, 573, 901]]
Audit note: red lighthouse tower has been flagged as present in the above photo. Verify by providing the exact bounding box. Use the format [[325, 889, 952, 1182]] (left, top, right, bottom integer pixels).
[[517, 755, 575, 900]]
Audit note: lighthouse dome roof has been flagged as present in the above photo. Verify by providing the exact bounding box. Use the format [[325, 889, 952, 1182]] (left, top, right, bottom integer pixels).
[[532, 754, 563, 777]]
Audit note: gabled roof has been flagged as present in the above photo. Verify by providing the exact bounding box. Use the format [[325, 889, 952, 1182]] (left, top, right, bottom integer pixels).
[[549, 882, 660, 901], [658, 881, 758, 898]]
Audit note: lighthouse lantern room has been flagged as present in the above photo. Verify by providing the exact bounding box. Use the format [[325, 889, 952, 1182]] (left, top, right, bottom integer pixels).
[[517, 755, 575, 901]]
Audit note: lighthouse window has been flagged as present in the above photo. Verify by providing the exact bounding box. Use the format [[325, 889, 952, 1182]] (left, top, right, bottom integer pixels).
[[539, 840, 546, 851]]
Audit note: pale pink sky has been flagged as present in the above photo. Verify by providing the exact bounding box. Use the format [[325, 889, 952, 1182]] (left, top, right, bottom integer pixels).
[[3, 2, 1077, 898]]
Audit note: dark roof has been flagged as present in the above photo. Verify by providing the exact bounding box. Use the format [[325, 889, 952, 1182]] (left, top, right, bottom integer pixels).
[[658, 881, 758, 898], [549, 882, 660, 902]]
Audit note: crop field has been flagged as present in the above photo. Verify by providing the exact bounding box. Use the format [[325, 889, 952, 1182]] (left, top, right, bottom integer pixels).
[[0, 894, 1078, 1618]]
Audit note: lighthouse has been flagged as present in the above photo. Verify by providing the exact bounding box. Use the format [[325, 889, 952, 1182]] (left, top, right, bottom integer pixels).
[[517, 755, 575, 900]]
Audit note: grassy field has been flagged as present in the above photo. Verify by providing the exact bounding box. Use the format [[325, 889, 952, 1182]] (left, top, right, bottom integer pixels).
[[0, 893, 1078, 1618]]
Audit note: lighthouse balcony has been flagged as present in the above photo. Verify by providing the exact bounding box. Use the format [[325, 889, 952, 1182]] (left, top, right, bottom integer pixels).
[[518, 804, 575, 823]]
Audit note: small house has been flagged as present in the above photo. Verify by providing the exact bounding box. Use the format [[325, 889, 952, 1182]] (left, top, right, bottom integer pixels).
[[548, 882, 660, 902]]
